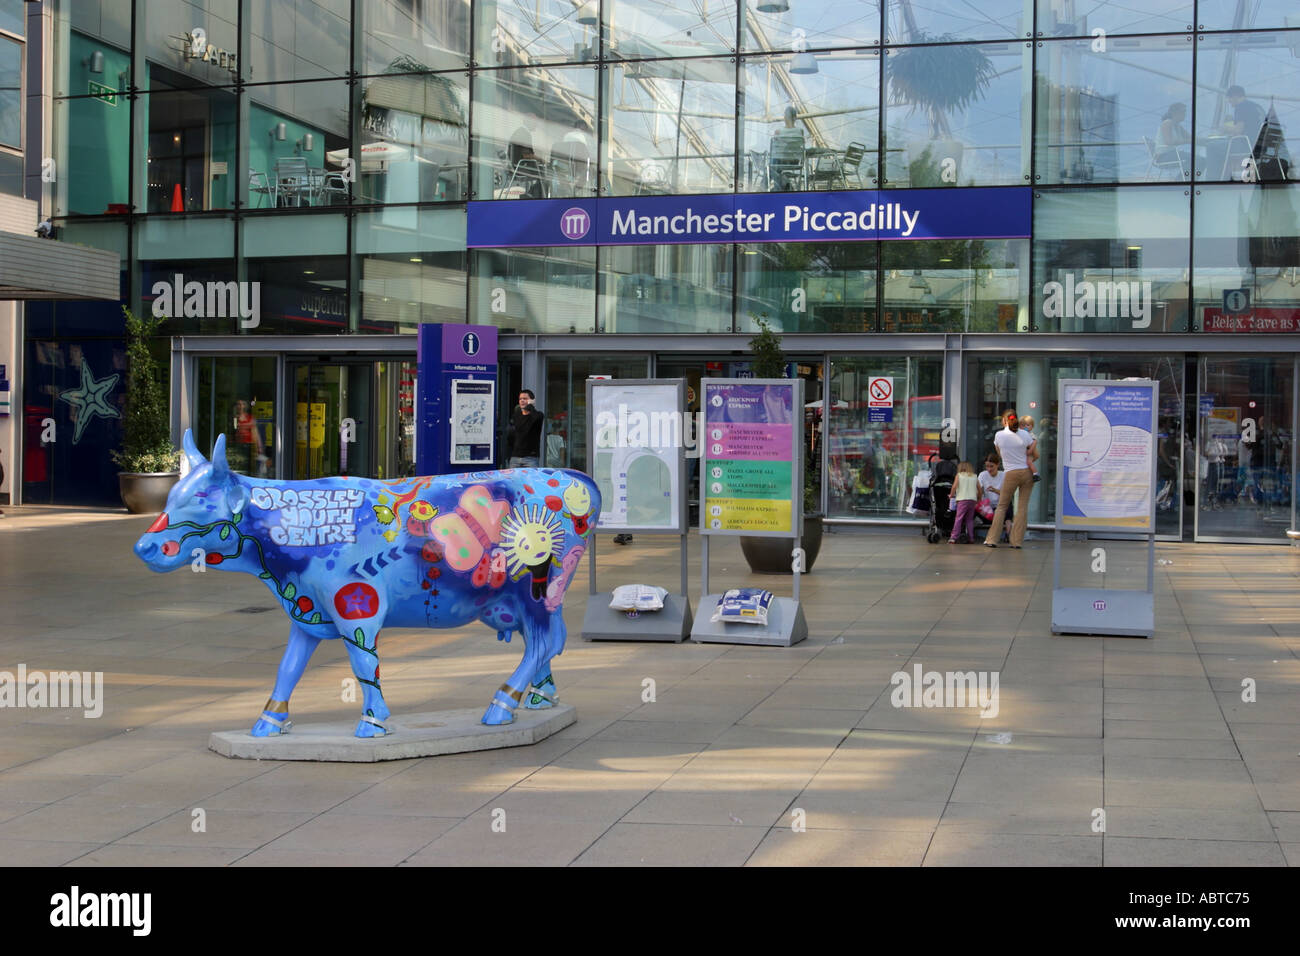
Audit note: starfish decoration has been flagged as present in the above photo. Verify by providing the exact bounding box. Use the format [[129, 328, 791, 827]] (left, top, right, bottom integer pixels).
[[57, 359, 121, 444], [341, 585, 375, 616]]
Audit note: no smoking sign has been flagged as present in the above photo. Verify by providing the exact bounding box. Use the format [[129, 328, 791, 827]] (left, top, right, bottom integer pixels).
[[868, 376, 894, 423]]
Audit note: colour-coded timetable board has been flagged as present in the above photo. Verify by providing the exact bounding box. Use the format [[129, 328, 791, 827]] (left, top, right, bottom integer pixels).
[[699, 378, 803, 538]]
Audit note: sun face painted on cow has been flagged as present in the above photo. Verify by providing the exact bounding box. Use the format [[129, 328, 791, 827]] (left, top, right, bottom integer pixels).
[[500, 504, 565, 599]]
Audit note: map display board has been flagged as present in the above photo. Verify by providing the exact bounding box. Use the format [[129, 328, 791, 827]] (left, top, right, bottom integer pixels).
[[699, 378, 803, 539], [450, 379, 494, 465], [587, 378, 685, 534], [1057, 379, 1158, 532]]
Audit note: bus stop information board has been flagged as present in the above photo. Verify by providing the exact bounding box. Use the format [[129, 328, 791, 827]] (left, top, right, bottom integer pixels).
[[700, 378, 803, 538], [1059, 381, 1157, 532]]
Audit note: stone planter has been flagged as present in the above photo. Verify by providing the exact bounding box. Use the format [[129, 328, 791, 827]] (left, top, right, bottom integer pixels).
[[739, 514, 824, 574], [119, 472, 181, 515]]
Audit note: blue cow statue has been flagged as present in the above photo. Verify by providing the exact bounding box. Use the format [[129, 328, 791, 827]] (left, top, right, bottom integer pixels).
[[134, 430, 598, 738]]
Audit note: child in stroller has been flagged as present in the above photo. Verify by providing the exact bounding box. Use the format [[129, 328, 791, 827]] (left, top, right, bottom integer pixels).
[[925, 443, 960, 543]]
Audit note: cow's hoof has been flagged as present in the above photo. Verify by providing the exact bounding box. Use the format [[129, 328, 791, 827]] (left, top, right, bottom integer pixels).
[[524, 679, 556, 710], [481, 700, 516, 725], [354, 714, 389, 738], [250, 712, 291, 737]]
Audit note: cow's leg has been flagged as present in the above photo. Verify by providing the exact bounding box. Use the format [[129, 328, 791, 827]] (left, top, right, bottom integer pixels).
[[481, 611, 551, 726], [250, 621, 322, 737], [343, 626, 390, 738], [523, 613, 566, 710]]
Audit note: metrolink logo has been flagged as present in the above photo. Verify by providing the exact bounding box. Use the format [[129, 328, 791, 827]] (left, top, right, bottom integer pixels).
[[151, 273, 261, 328], [594, 404, 702, 458], [0, 664, 104, 718], [1041, 274, 1153, 328], [50, 886, 151, 936], [889, 664, 1000, 718]]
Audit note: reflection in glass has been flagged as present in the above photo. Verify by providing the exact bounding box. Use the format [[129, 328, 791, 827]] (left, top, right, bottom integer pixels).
[[1196, 0, 1297, 31], [195, 356, 278, 479], [882, 239, 1028, 332], [246, 80, 352, 209], [356, 206, 467, 330], [1033, 187, 1189, 332], [963, 355, 1085, 526], [1196, 356, 1293, 542], [887, 0, 1026, 43], [603, 57, 735, 196], [1192, 185, 1300, 332], [139, 0, 237, 90], [475, 0, 597, 66], [1035, 0, 1191, 38], [1035, 35, 1193, 184], [738, 243, 876, 333], [0, 37, 18, 149], [1195, 32, 1298, 183], [246, 255, 349, 334], [244, 0, 349, 85], [145, 87, 238, 212], [608, 0, 737, 58], [55, 93, 130, 215], [470, 247, 595, 334], [599, 244, 733, 332], [885, 42, 1026, 187], [744, 0, 883, 52], [358, 0, 469, 74], [357, 71, 469, 204], [472, 66, 596, 200], [827, 356, 943, 519], [740, 53, 878, 193]]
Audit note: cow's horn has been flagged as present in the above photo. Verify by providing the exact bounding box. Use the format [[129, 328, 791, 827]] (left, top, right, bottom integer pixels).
[[182, 428, 206, 470], [211, 433, 230, 479]]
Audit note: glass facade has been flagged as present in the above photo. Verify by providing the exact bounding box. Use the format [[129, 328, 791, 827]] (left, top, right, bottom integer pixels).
[[17, 2, 1300, 540]]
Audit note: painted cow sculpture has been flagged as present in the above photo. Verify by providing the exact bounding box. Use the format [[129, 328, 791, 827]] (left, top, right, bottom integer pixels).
[[133, 430, 598, 738]]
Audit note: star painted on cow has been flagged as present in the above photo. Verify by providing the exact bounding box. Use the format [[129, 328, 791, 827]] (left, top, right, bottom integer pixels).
[[57, 360, 121, 444], [333, 582, 380, 620]]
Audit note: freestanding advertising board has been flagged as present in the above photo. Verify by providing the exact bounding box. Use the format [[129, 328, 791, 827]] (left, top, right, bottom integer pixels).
[[692, 377, 807, 646], [581, 378, 693, 642], [1051, 379, 1159, 638]]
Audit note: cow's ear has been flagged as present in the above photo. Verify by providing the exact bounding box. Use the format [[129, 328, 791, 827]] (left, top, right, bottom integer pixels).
[[211, 433, 229, 480], [182, 429, 207, 471], [226, 483, 248, 516]]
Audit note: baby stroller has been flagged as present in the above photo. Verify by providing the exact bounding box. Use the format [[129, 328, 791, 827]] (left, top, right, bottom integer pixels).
[[926, 443, 960, 544]]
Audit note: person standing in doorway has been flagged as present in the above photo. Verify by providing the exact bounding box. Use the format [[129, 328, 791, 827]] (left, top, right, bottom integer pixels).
[[506, 389, 545, 469], [984, 410, 1034, 548]]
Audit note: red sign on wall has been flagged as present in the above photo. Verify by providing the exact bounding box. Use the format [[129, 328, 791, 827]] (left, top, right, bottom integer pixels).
[[1203, 307, 1300, 332]]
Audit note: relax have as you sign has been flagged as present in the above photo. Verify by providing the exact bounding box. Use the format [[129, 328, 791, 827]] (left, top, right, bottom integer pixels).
[[467, 187, 1031, 248]]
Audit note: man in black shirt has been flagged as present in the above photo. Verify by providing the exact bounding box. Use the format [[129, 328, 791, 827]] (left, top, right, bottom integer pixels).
[[506, 389, 545, 469]]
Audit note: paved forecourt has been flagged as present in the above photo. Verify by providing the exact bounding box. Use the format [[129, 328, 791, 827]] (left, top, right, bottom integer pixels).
[[0, 507, 1297, 867]]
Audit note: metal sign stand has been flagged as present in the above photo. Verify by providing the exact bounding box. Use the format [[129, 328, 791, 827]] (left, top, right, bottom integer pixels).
[[581, 378, 693, 642], [1050, 378, 1158, 638], [689, 377, 808, 647]]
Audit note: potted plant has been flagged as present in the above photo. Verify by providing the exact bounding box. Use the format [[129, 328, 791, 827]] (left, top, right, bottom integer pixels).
[[112, 307, 181, 514], [887, 32, 995, 185], [739, 318, 824, 574]]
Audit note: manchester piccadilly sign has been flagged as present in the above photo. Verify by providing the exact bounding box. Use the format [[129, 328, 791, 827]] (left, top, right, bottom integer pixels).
[[467, 187, 1031, 248]]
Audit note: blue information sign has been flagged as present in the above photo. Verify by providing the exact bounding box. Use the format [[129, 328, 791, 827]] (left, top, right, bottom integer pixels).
[[416, 324, 498, 476], [468, 187, 1032, 249]]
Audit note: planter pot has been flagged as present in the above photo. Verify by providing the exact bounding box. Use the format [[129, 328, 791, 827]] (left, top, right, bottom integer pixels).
[[119, 472, 181, 515], [739, 514, 824, 574]]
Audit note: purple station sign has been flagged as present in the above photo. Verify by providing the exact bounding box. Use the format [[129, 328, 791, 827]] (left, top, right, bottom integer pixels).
[[468, 187, 1032, 249]]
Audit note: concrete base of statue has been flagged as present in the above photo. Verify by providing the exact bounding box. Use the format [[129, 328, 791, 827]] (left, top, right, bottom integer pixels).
[[209, 704, 576, 762]]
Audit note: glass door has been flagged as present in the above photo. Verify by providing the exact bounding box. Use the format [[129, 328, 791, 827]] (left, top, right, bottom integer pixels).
[[289, 362, 374, 479], [1195, 356, 1294, 542]]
